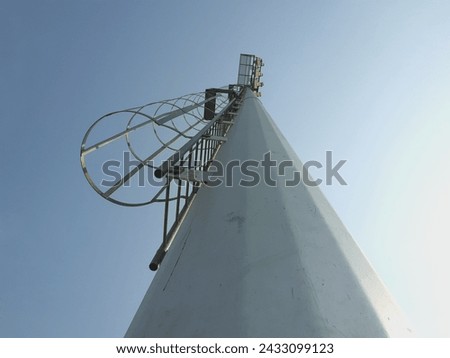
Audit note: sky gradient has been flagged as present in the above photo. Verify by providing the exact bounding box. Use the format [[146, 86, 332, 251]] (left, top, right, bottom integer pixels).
[[1, 0, 450, 337]]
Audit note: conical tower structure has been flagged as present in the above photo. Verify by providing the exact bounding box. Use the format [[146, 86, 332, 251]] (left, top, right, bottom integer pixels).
[[81, 54, 413, 337]]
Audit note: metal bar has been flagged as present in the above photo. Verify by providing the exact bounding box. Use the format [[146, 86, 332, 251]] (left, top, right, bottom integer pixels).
[[207, 133, 212, 166], [152, 195, 189, 203], [194, 141, 199, 172], [163, 178, 170, 243], [199, 138, 205, 170], [175, 179, 182, 218], [185, 150, 192, 204], [103, 160, 146, 198]]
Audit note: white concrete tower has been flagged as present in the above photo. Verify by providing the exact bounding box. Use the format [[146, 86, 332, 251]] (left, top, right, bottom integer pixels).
[[124, 57, 413, 337]]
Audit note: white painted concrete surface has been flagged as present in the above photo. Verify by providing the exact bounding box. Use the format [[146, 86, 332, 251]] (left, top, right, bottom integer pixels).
[[126, 89, 413, 337]]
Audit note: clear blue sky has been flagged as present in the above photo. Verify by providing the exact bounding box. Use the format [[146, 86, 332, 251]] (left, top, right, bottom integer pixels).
[[1, 0, 449, 337]]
